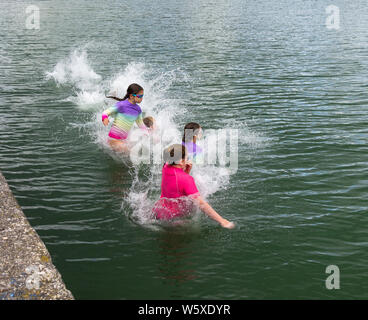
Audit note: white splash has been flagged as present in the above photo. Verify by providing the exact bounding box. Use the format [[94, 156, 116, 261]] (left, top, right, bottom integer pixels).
[[46, 48, 104, 107], [46, 47, 266, 228]]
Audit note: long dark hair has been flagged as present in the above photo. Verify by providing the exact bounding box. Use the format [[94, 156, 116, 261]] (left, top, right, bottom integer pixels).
[[106, 83, 144, 101], [182, 122, 201, 143]]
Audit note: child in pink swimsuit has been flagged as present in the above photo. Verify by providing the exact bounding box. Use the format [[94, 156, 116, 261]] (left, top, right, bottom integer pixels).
[[153, 144, 235, 229]]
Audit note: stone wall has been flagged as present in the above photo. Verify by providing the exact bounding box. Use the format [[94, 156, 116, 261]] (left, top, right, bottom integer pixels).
[[0, 172, 74, 300]]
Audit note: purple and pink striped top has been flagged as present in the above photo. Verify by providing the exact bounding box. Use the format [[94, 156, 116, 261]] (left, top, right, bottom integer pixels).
[[102, 99, 147, 140]]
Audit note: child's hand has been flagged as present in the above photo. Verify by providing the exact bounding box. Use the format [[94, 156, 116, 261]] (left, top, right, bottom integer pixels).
[[103, 118, 109, 126], [184, 160, 192, 174], [221, 220, 235, 229]]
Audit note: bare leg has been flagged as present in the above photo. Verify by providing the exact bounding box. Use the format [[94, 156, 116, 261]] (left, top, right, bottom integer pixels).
[[108, 139, 130, 154]]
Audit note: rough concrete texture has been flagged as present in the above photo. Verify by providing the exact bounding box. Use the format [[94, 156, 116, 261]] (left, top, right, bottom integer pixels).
[[0, 172, 74, 300]]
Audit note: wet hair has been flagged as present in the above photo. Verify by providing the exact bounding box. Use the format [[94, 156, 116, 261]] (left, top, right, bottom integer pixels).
[[143, 116, 154, 129], [106, 83, 144, 101], [163, 144, 187, 165], [182, 122, 201, 143]]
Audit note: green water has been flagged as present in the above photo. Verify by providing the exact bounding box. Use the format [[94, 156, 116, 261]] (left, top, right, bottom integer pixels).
[[1, 0, 368, 299]]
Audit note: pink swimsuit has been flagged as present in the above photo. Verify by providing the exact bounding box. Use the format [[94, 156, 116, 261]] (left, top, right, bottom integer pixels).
[[153, 164, 200, 220]]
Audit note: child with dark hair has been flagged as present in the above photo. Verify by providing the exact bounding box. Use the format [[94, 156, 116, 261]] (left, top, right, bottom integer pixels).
[[143, 116, 160, 144], [182, 122, 203, 161], [102, 83, 148, 153], [153, 144, 235, 229], [143, 116, 155, 130]]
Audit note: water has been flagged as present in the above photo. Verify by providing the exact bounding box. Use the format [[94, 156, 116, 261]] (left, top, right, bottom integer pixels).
[[1, 0, 368, 299]]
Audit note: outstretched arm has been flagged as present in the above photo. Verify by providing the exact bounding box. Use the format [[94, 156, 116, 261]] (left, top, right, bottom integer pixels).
[[192, 196, 235, 229], [102, 105, 118, 125]]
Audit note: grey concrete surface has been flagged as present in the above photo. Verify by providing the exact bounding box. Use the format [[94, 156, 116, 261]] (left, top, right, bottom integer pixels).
[[0, 172, 74, 300]]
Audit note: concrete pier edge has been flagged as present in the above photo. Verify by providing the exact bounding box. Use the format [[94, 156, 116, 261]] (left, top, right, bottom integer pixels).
[[0, 171, 74, 300]]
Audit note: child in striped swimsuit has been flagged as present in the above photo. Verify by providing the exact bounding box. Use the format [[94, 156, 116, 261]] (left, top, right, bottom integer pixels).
[[102, 83, 148, 153]]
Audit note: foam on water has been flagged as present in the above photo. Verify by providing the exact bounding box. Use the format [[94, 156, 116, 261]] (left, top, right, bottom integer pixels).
[[46, 47, 266, 228], [46, 48, 105, 110]]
